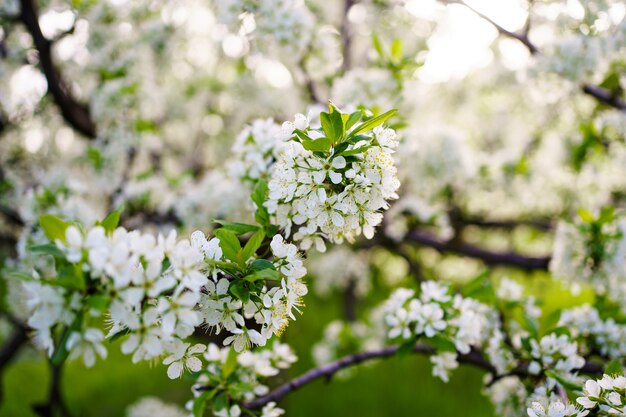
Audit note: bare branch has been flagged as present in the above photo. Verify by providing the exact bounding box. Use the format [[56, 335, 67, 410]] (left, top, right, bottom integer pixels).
[[403, 229, 551, 271], [582, 84, 626, 111], [19, 0, 97, 138]]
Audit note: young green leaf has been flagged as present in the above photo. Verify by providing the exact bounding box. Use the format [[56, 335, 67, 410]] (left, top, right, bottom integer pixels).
[[100, 210, 121, 233], [347, 109, 397, 139], [229, 281, 250, 303], [193, 389, 217, 417], [301, 137, 332, 153], [345, 110, 362, 131], [214, 221, 259, 235], [213, 229, 241, 262], [251, 180, 269, 209], [222, 347, 238, 378], [39, 214, 69, 242], [245, 268, 279, 282], [248, 259, 275, 272], [241, 230, 266, 262], [29, 244, 66, 259]]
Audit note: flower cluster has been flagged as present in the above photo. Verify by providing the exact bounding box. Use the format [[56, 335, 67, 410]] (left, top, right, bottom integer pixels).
[[213, 0, 314, 59], [382, 281, 513, 379], [229, 118, 285, 182], [576, 374, 626, 414], [265, 104, 401, 250], [550, 210, 626, 314], [527, 333, 585, 376], [15, 210, 308, 375], [190, 342, 297, 417], [558, 304, 626, 359]]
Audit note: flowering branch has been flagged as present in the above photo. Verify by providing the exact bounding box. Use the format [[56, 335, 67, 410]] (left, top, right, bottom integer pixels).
[[440, 0, 626, 112], [245, 342, 603, 409], [18, 0, 97, 138]]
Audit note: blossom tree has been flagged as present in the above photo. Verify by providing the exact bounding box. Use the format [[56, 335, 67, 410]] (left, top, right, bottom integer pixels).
[[0, 0, 626, 416]]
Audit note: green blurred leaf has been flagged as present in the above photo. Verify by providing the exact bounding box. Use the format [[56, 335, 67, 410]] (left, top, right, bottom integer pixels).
[[29, 244, 65, 259], [222, 348, 238, 378], [39, 214, 68, 242], [100, 210, 121, 234]]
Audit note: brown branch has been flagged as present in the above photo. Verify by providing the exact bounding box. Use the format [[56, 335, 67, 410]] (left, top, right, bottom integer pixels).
[[339, 0, 354, 72], [19, 0, 97, 138], [582, 84, 626, 111], [34, 361, 72, 417], [0, 313, 28, 402], [244, 344, 545, 409], [244, 341, 604, 409], [404, 229, 551, 271]]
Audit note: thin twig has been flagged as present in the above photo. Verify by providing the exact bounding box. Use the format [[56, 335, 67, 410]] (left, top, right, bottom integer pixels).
[[19, 0, 97, 137]]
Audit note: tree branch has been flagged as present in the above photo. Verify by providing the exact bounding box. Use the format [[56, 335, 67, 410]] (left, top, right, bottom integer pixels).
[[581, 84, 626, 111], [244, 342, 602, 409], [403, 229, 551, 271], [339, 0, 354, 72], [19, 0, 97, 138]]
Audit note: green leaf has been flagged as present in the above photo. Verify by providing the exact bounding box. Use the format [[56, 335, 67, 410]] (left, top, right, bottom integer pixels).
[[39, 214, 68, 242], [4, 271, 36, 282], [520, 312, 539, 339], [100, 210, 121, 234], [213, 229, 241, 263], [241, 230, 265, 263], [339, 145, 372, 157], [347, 109, 397, 139], [222, 347, 238, 378], [251, 180, 271, 227], [86, 295, 110, 312], [251, 180, 269, 209], [391, 38, 403, 62], [208, 260, 242, 276], [372, 33, 385, 59], [540, 309, 562, 336], [229, 281, 250, 303], [29, 244, 65, 259], [577, 208, 594, 223], [345, 111, 362, 131], [248, 259, 275, 273], [52, 312, 83, 366], [193, 389, 216, 417], [215, 221, 259, 235], [320, 112, 335, 142], [461, 269, 491, 298], [605, 359, 624, 376], [55, 262, 86, 291], [108, 328, 131, 343], [212, 393, 229, 414], [301, 137, 332, 153], [245, 268, 279, 282]]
